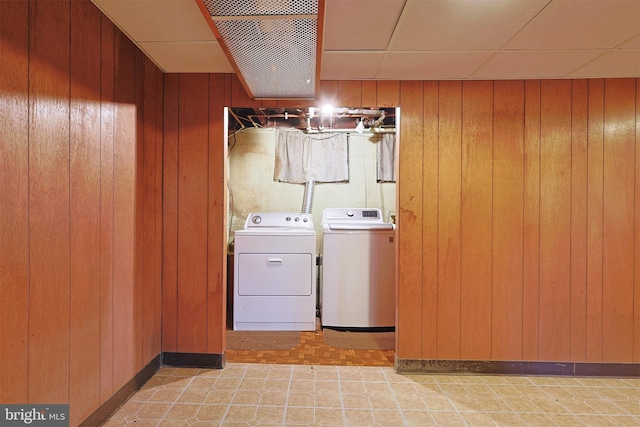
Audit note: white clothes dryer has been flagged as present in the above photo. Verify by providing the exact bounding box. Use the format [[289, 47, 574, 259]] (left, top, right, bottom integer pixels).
[[233, 212, 317, 331]]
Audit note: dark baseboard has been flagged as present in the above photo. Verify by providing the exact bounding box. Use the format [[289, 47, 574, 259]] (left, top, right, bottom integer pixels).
[[79, 352, 225, 426], [162, 351, 226, 369], [395, 358, 640, 377], [575, 362, 640, 377], [79, 354, 161, 427]]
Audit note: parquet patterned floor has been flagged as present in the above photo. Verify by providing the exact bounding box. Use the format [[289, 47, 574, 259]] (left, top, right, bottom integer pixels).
[[224, 324, 395, 367]]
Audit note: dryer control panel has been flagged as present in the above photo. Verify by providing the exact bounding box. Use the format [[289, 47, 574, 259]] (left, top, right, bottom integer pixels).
[[244, 212, 314, 230]]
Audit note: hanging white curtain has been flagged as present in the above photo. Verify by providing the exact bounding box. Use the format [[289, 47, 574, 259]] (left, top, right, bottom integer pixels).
[[377, 133, 396, 182], [274, 129, 349, 184]]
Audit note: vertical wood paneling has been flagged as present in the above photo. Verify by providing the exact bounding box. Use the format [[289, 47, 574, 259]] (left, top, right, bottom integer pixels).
[[602, 78, 635, 362], [570, 80, 588, 361], [460, 81, 493, 359], [539, 80, 572, 361], [421, 81, 439, 358], [0, 0, 29, 404], [635, 81, 640, 363], [361, 80, 377, 108], [142, 56, 158, 364], [224, 74, 234, 106], [154, 67, 164, 357], [492, 81, 524, 360], [69, 1, 101, 422], [397, 81, 423, 358], [207, 74, 228, 354], [5, 10, 640, 414], [231, 74, 258, 107], [162, 74, 179, 352], [318, 80, 339, 105], [99, 14, 115, 402], [177, 74, 210, 352], [134, 50, 145, 372], [261, 98, 278, 108], [112, 30, 137, 389], [28, 0, 71, 403], [586, 79, 605, 362], [437, 81, 463, 359], [376, 81, 400, 107], [157, 73, 640, 380], [162, 75, 640, 371], [275, 98, 309, 109], [523, 80, 541, 360], [1, 0, 162, 418], [338, 80, 361, 107]]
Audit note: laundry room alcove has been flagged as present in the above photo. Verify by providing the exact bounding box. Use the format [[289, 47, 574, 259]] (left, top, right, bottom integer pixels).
[[225, 106, 399, 365]]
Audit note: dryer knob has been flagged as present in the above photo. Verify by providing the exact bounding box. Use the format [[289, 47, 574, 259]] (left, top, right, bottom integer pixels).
[[252, 215, 262, 224], [346, 210, 354, 217]]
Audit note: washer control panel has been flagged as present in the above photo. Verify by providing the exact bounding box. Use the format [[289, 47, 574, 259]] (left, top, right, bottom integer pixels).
[[322, 208, 383, 223]]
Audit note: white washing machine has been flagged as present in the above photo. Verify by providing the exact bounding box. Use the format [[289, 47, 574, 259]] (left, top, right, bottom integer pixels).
[[233, 212, 317, 331], [321, 208, 395, 329]]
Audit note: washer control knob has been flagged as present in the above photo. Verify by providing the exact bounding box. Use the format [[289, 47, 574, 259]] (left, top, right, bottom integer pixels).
[[285, 216, 291, 221], [346, 210, 354, 217], [252, 215, 262, 224], [303, 217, 308, 222], [294, 217, 300, 222]]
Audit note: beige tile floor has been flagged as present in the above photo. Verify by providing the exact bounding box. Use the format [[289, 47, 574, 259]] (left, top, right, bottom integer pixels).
[[103, 363, 640, 426]]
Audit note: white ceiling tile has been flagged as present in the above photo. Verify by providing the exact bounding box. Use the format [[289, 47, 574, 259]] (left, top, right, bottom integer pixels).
[[570, 50, 640, 78], [388, 0, 549, 51], [506, 0, 640, 50], [92, 0, 640, 83], [323, 0, 406, 51], [320, 52, 384, 80], [376, 51, 494, 80], [91, 0, 214, 42], [139, 41, 233, 73], [473, 50, 604, 79]]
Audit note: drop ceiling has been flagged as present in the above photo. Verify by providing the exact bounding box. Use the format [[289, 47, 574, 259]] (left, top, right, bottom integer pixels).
[[92, 0, 640, 92]]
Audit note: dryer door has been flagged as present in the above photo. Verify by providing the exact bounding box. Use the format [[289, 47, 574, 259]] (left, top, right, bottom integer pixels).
[[237, 253, 313, 296]]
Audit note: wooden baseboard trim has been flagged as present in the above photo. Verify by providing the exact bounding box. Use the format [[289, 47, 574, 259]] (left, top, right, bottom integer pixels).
[[79, 354, 161, 426], [162, 351, 226, 369], [395, 358, 640, 377]]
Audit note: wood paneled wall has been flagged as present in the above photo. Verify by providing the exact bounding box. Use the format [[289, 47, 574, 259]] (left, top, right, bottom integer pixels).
[[161, 77, 401, 354], [3, 4, 639, 423], [0, 1, 162, 424], [162, 74, 230, 354], [165, 77, 640, 365], [397, 79, 640, 363]]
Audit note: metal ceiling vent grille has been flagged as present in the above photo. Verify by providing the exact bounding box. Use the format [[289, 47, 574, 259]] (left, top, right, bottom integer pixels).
[[202, 0, 321, 99]]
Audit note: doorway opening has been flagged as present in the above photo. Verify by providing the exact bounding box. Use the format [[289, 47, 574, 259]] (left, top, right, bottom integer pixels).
[[224, 106, 399, 367]]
